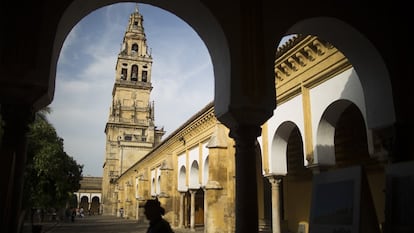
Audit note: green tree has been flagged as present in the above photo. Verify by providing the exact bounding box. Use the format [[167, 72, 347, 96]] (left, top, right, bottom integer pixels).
[[23, 107, 83, 214]]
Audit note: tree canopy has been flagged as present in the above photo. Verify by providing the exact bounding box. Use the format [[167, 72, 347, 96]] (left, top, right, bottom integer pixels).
[[23, 107, 83, 210]]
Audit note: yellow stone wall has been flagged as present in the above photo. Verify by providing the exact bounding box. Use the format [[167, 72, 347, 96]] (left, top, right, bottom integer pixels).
[[115, 104, 238, 231], [106, 34, 386, 232]]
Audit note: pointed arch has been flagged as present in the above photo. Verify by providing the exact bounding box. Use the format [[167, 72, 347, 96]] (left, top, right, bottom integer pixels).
[[51, 0, 229, 112]]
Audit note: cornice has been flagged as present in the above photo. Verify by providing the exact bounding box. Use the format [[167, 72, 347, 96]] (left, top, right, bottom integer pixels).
[[105, 121, 149, 129], [117, 54, 152, 63], [152, 104, 216, 155], [176, 107, 216, 141], [113, 81, 152, 91], [274, 35, 351, 104]]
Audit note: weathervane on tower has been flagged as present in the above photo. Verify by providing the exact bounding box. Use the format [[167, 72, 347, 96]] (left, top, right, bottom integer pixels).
[[135, 3, 139, 13]]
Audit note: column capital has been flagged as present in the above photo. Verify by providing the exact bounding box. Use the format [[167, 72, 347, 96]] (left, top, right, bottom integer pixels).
[[265, 174, 283, 185], [188, 189, 198, 194]]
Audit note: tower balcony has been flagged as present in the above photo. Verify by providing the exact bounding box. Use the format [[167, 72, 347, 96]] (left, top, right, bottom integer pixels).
[[114, 79, 152, 90], [112, 118, 149, 126]]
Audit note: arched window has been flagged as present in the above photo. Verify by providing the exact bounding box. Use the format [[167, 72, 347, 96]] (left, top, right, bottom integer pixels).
[[131, 44, 138, 54], [120, 68, 127, 80], [131, 65, 138, 81], [142, 70, 147, 82]]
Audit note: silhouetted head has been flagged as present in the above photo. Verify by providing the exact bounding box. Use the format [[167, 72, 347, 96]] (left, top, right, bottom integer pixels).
[[144, 198, 165, 221]]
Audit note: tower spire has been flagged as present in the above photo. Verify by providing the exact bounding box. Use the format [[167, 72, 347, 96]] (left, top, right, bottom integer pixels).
[[135, 3, 139, 13], [126, 4, 145, 36]]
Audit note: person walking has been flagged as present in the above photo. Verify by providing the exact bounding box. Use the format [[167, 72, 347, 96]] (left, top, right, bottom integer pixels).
[[144, 199, 174, 233]]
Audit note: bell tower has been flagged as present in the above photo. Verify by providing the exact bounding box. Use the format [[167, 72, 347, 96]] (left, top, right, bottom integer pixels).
[[102, 5, 165, 215]]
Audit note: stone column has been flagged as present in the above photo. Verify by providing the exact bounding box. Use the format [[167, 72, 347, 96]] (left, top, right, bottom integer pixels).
[[266, 175, 282, 233], [229, 125, 262, 233], [190, 189, 196, 231], [179, 192, 185, 228], [202, 186, 208, 232], [0, 105, 33, 233]]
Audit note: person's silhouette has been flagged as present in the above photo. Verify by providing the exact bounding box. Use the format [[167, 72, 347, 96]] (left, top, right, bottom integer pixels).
[[144, 198, 174, 233]]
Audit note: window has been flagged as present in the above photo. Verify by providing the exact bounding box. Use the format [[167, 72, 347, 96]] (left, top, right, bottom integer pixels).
[[142, 70, 148, 82], [124, 135, 132, 141], [141, 129, 147, 142], [121, 68, 127, 80], [131, 65, 138, 81], [132, 44, 138, 53]]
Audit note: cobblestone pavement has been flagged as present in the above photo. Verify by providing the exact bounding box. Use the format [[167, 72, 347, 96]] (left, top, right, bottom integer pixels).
[[22, 215, 204, 233]]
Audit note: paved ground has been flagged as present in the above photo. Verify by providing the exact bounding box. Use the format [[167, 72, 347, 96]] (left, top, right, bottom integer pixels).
[[22, 215, 204, 233]]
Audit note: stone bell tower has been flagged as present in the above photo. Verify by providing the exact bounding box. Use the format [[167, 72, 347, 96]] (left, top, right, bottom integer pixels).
[[102, 5, 165, 215]]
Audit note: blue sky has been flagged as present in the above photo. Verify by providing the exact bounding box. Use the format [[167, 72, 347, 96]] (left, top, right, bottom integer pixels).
[[48, 3, 214, 177]]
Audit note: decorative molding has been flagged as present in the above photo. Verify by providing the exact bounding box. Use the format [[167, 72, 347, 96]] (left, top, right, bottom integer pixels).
[[275, 36, 351, 105]]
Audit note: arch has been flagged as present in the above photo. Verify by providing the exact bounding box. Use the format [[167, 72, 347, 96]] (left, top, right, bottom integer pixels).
[[334, 102, 370, 167], [141, 70, 148, 82], [131, 64, 138, 81], [91, 193, 101, 200], [286, 17, 395, 129], [178, 165, 187, 192], [51, 1, 229, 111], [90, 196, 100, 215], [189, 160, 200, 189], [315, 99, 364, 165], [203, 156, 209, 186], [79, 193, 90, 201], [91, 195, 100, 202], [131, 43, 138, 53], [79, 196, 89, 213], [285, 126, 309, 178], [270, 121, 304, 175]]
